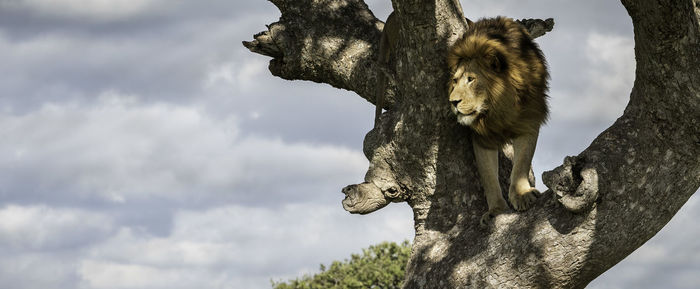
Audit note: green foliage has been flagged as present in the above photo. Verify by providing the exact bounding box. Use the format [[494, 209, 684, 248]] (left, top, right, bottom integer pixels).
[[272, 240, 412, 289]]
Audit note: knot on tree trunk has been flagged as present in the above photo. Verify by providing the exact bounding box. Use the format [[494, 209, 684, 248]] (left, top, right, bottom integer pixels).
[[543, 156, 600, 213], [242, 25, 284, 58], [341, 181, 407, 214], [516, 18, 555, 39]]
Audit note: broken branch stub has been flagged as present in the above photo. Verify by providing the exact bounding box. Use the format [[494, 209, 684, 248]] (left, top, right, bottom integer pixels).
[[543, 156, 600, 213]]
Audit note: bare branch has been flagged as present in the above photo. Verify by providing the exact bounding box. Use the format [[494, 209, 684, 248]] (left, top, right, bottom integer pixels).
[[243, 0, 554, 110], [243, 0, 393, 107], [341, 182, 391, 214], [243, 30, 283, 58]]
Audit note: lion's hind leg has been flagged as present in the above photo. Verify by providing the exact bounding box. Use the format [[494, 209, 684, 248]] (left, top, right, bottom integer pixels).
[[508, 131, 540, 211]]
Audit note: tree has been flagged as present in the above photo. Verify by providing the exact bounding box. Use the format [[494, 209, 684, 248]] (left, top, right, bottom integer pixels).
[[245, 0, 700, 288], [272, 241, 411, 289]]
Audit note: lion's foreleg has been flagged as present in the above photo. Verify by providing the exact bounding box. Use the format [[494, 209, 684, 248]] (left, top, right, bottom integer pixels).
[[509, 131, 540, 211], [473, 141, 508, 226]]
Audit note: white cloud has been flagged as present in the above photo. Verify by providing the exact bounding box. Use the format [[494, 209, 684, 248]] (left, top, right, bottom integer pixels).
[[205, 58, 268, 93], [78, 260, 219, 289], [0, 252, 81, 289], [0, 205, 114, 250], [584, 32, 636, 107], [0, 92, 367, 205], [86, 204, 413, 268], [0, 11, 273, 111], [0, 0, 165, 20], [0, 91, 408, 288], [75, 204, 413, 289], [548, 32, 635, 122]]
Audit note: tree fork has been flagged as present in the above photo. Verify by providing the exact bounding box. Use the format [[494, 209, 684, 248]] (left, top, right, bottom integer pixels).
[[244, 0, 700, 288]]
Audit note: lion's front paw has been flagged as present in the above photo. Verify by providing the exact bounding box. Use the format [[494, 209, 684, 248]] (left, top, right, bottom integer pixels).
[[480, 211, 495, 228], [509, 187, 539, 211], [479, 206, 506, 228]]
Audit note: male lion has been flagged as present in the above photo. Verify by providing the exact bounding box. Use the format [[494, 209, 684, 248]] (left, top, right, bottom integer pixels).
[[447, 17, 549, 226]]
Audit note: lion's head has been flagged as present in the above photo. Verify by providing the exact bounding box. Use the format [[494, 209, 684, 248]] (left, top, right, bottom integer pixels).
[[447, 17, 549, 148], [448, 55, 506, 126]]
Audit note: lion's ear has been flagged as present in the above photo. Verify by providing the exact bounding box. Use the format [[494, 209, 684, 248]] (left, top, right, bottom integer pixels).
[[466, 17, 474, 27]]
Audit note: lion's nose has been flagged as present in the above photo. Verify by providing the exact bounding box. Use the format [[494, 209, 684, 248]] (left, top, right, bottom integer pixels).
[[450, 100, 461, 107]]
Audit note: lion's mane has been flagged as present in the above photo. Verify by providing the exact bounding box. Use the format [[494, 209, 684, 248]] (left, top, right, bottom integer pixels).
[[448, 17, 549, 149]]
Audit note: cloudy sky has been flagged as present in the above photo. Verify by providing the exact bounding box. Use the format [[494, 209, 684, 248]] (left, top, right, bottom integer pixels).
[[0, 0, 697, 288]]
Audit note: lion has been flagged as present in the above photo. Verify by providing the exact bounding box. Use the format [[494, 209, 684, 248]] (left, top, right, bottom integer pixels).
[[447, 17, 549, 226]]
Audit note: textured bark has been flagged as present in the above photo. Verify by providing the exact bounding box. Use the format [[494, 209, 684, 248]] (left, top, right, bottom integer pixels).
[[245, 0, 700, 288], [243, 0, 398, 109]]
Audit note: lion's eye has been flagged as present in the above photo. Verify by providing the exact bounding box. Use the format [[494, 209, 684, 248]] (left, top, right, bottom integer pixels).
[[467, 76, 475, 82], [452, 78, 458, 83]]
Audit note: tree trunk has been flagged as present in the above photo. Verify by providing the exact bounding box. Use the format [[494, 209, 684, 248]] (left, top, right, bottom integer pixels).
[[244, 0, 700, 288]]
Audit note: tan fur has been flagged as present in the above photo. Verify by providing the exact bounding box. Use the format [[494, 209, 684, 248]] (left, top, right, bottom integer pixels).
[[448, 16, 549, 148], [447, 17, 549, 225], [375, 12, 400, 125]]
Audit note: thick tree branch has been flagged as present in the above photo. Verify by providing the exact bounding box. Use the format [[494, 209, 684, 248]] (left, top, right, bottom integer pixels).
[[243, 0, 554, 110], [243, 0, 395, 107], [400, 1, 700, 288], [243, 0, 700, 287]]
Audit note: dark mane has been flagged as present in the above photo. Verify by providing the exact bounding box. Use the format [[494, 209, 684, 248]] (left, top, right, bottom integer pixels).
[[448, 16, 550, 148]]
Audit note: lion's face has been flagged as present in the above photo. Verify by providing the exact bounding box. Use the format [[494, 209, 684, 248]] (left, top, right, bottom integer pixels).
[[449, 60, 489, 126], [447, 17, 549, 148]]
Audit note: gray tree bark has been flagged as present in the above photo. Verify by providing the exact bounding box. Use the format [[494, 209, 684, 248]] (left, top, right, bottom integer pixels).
[[244, 0, 700, 288]]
